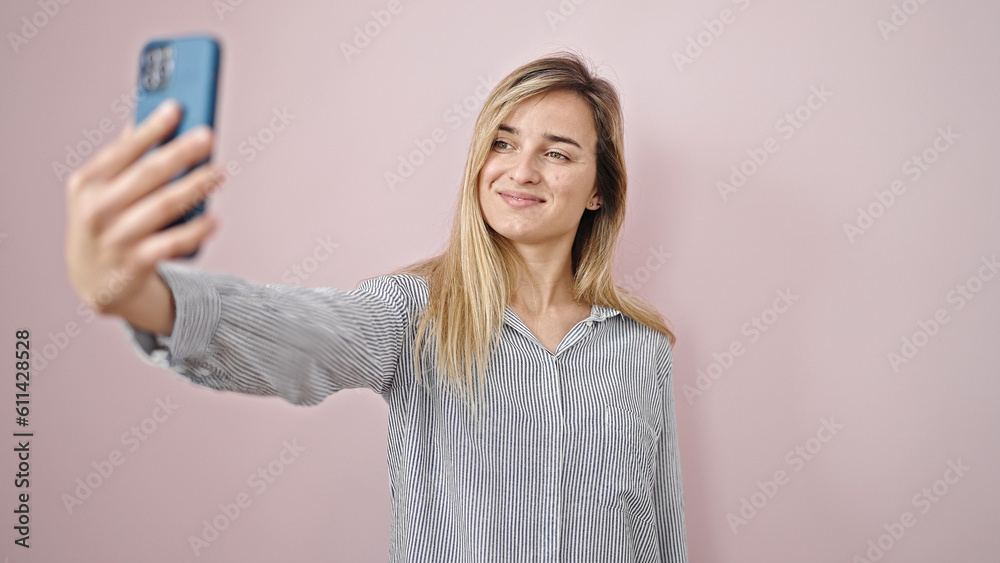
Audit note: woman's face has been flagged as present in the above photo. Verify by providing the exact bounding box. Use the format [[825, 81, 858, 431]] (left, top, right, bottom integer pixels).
[[478, 89, 599, 251]]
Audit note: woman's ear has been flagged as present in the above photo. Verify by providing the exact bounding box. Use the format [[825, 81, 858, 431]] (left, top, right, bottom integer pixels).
[[588, 199, 601, 209], [588, 184, 602, 209]]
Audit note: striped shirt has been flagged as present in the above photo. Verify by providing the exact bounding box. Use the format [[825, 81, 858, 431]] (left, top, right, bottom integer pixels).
[[122, 261, 689, 562]]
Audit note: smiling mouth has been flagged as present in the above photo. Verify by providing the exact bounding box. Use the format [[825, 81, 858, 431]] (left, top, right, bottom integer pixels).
[[499, 191, 545, 203], [499, 192, 545, 208]]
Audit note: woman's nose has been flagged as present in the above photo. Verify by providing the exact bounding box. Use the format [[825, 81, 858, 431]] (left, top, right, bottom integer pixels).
[[509, 151, 542, 185]]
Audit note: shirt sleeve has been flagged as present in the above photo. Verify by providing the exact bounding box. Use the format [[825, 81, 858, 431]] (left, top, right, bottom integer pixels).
[[652, 336, 689, 562], [120, 261, 412, 405]]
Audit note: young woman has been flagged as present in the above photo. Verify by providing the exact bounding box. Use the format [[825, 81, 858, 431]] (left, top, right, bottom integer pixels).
[[64, 51, 689, 562]]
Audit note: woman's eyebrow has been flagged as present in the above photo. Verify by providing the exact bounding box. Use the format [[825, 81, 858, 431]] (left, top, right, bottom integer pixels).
[[497, 124, 582, 150]]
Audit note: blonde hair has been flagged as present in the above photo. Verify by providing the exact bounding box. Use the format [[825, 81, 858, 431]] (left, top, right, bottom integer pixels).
[[386, 50, 675, 413]]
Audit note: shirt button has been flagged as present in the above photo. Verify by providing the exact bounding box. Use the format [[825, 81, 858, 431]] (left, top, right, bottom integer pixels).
[[586, 321, 593, 327]]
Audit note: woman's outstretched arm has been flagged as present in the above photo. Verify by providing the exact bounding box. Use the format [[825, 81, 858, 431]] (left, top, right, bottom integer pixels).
[[122, 263, 413, 403]]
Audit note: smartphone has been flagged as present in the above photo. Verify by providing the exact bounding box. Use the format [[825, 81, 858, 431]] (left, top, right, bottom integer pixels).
[[134, 35, 221, 258]]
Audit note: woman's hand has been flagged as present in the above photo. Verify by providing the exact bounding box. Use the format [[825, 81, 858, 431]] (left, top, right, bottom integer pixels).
[[64, 99, 220, 335]]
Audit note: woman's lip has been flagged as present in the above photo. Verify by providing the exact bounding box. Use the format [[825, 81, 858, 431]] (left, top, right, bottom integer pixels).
[[499, 191, 544, 202], [500, 192, 544, 208]]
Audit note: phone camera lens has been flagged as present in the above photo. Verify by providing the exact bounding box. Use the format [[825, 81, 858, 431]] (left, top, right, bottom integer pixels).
[[140, 46, 173, 92]]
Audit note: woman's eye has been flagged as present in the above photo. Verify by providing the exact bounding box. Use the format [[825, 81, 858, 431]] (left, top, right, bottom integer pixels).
[[491, 141, 566, 160]]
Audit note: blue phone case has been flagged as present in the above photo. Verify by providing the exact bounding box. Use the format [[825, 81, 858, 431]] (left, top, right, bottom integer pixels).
[[134, 35, 221, 258]]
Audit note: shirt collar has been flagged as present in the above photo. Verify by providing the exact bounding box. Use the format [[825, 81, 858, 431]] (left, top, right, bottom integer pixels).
[[589, 304, 622, 322], [503, 303, 622, 328]]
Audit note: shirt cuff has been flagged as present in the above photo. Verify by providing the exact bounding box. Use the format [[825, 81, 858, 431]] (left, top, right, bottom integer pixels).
[[120, 261, 222, 370]]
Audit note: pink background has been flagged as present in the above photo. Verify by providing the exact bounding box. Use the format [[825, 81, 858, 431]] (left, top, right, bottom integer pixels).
[[2, 0, 998, 561]]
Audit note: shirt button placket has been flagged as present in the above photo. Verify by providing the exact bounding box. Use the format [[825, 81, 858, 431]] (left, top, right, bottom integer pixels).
[[548, 352, 563, 561]]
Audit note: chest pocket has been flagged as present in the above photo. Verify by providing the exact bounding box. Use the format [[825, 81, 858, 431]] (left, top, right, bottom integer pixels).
[[602, 406, 658, 499]]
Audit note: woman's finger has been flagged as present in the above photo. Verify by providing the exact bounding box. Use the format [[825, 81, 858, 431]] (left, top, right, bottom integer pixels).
[[90, 125, 213, 229], [131, 211, 218, 265], [102, 163, 221, 248], [68, 99, 183, 190]]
